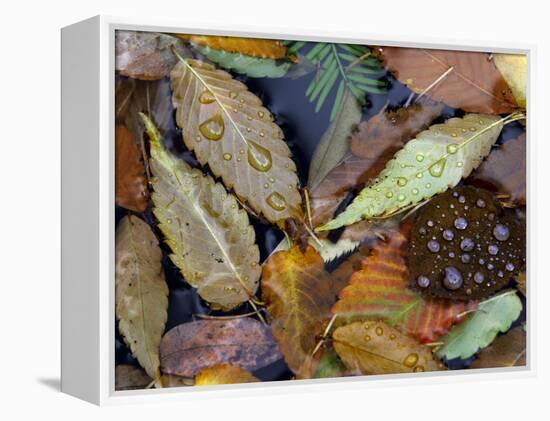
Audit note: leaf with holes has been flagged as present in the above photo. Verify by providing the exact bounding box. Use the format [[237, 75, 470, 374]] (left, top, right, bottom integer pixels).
[[116, 215, 169, 381], [143, 114, 261, 310], [195, 364, 259, 385], [333, 228, 476, 343], [170, 58, 302, 225], [318, 113, 506, 231]]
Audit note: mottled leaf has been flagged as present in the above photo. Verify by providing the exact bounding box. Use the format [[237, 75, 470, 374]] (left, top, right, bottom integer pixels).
[[116, 215, 169, 380], [374, 47, 517, 114], [318, 114, 505, 231], [333, 321, 442, 374], [170, 58, 302, 224], [160, 319, 281, 377], [470, 326, 526, 369], [143, 114, 260, 310], [177, 35, 291, 59], [437, 291, 522, 360], [115, 365, 151, 390], [194, 364, 259, 386], [261, 245, 335, 374], [494, 54, 527, 108]]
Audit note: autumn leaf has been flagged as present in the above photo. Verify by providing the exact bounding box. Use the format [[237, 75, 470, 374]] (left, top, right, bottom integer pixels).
[[116, 215, 169, 381], [468, 132, 526, 206], [194, 364, 259, 386], [329, 245, 371, 296], [143, 114, 261, 310], [170, 57, 302, 225], [313, 347, 349, 379], [115, 31, 190, 80], [373, 47, 518, 114], [516, 272, 526, 296], [115, 365, 151, 390], [261, 245, 335, 374], [115, 125, 149, 212], [333, 321, 442, 375], [318, 113, 506, 231], [160, 319, 281, 377], [470, 326, 526, 369], [160, 374, 193, 388], [333, 228, 476, 343], [494, 54, 527, 108]]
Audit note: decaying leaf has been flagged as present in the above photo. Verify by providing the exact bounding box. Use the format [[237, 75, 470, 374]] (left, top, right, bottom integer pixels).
[[436, 291, 522, 360], [115, 365, 152, 390], [493, 54, 527, 108], [333, 321, 442, 375], [115, 31, 190, 80], [516, 272, 526, 296], [115, 125, 149, 212], [468, 133, 526, 206], [333, 228, 476, 343], [116, 215, 169, 380], [262, 245, 335, 374], [318, 113, 505, 231], [373, 47, 518, 114], [143, 114, 260, 310], [160, 319, 281, 377], [170, 57, 302, 224], [470, 326, 526, 369], [160, 374, 194, 388], [194, 364, 259, 386]]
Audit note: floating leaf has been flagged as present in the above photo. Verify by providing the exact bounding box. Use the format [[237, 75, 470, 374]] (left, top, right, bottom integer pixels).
[[115, 365, 151, 390], [115, 125, 149, 212], [308, 89, 362, 191], [470, 326, 526, 368], [494, 54, 527, 108], [170, 58, 302, 224], [160, 319, 281, 377], [143, 114, 260, 310], [194, 364, 259, 386], [115, 215, 169, 380], [177, 35, 291, 59], [333, 321, 442, 375], [318, 113, 505, 231], [115, 31, 189, 80], [373, 47, 517, 114], [468, 133, 526, 206], [436, 291, 522, 360], [262, 245, 335, 374], [333, 228, 476, 343]]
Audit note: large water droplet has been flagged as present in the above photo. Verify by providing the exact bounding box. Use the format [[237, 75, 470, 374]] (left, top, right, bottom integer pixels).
[[488, 245, 499, 255], [417, 275, 430, 288], [198, 90, 216, 104], [427, 240, 440, 253], [474, 272, 485, 284], [493, 224, 510, 241], [416, 153, 425, 162], [461, 254, 471, 263], [375, 326, 384, 336], [247, 141, 272, 172], [476, 199, 486, 208], [397, 177, 408, 187], [403, 353, 419, 368], [443, 229, 454, 241], [429, 159, 446, 177], [443, 267, 463, 290], [447, 144, 458, 154], [506, 263, 515, 272], [454, 217, 468, 230], [266, 192, 286, 211], [460, 238, 475, 252], [199, 113, 225, 141], [223, 153, 232, 161]]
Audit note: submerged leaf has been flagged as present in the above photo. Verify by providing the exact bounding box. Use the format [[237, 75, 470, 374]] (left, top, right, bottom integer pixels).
[[333, 321, 442, 375], [318, 114, 504, 231], [194, 364, 259, 386], [374, 47, 517, 114], [170, 58, 302, 224], [493, 54, 527, 108], [178, 35, 291, 59], [261, 245, 335, 374], [143, 114, 260, 310], [116, 215, 169, 380], [160, 319, 281, 377], [115, 365, 151, 390], [436, 291, 522, 360], [470, 326, 526, 368]]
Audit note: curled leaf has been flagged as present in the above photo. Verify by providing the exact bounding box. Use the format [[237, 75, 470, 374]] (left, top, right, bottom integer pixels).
[[318, 113, 505, 231], [170, 58, 302, 224], [333, 321, 442, 375], [143, 114, 260, 310], [160, 319, 281, 377], [116, 215, 169, 380], [470, 326, 526, 369], [194, 364, 259, 386], [493, 54, 527, 108]]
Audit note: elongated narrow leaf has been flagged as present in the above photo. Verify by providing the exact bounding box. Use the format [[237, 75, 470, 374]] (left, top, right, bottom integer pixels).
[[470, 326, 526, 369], [261, 245, 335, 374], [116, 215, 169, 380], [333, 321, 442, 375], [170, 58, 302, 224], [318, 114, 504, 231], [436, 291, 522, 360], [143, 114, 260, 310], [494, 54, 527, 108], [194, 364, 259, 385], [333, 228, 476, 343], [177, 35, 291, 59]]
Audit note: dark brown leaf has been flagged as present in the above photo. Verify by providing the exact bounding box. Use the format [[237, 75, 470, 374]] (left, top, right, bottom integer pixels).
[[470, 326, 526, 369], [115, 365, 151, 390]]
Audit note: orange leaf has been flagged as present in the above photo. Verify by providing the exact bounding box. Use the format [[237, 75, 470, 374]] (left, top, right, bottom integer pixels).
[[332, 227, 477, 343], [194, 364, 259, 386]]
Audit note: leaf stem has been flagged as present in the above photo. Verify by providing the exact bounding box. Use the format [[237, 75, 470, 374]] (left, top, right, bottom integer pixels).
[[414, 66, 454, 103], [312, 314, 338, 356]]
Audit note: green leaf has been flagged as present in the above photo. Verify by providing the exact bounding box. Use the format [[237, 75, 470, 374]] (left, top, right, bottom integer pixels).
[[436, 291, 522, 360], [314, 348, 348, 378], [317, 113, 505, 231], [193, 43, 292, 78]]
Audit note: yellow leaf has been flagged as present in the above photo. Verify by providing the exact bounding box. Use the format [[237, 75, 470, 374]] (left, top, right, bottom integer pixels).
[[194, 364, 259, 385], [494, 54, 527, 108]]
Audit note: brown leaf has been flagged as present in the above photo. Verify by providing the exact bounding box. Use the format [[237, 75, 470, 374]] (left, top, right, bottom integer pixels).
[[115, 125, 149, 212], [115, 31, 189, 80], [468, 133, 526, 206], [333, 321, 442, 375], [516, 272, 526, 296], [261, 245, 335, 374], [160, 319, 281, 377], [160, 374, 194, 388], [470, 326, 526, 369], [194, 364, 259, 386], [373, 47, 517, 114], [339, 217, 401, 243], [115, 365, 151, 390], [329, 246, 371, 296]]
